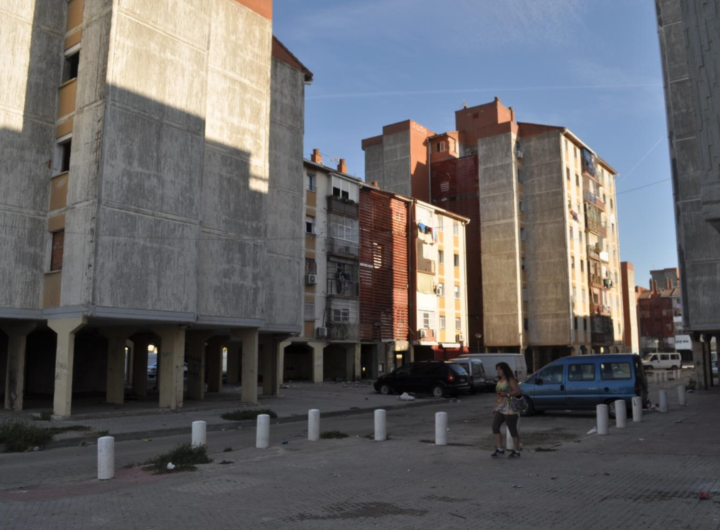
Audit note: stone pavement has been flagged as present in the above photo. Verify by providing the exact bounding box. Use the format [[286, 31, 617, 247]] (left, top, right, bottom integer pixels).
[[0, 374, 718, 530]]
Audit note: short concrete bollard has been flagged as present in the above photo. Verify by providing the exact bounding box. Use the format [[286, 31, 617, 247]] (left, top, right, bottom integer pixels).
[[435, 412, 448, 446], [658, 390, 668, 413], [632, 396, 643, 422], [615, 400, 627, 428], [308, 409, 320, 441], [654, 372, 660, 384], [678, 385, 687, 406], [596, 404, 609, 435], [374, 409, 387, 441], [97, 436, 115, 480], [256, 414, 270, 448], [676, 369, 681, 380], [191, 421, 206, 448]]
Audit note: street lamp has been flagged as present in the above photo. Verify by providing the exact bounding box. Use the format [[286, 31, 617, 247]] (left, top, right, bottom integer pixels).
[[474, 333, 482, 353]]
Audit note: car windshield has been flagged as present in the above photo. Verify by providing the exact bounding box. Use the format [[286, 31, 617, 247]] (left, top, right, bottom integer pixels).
[[642, 353, 654, 360], [448, 364, 468, 376]]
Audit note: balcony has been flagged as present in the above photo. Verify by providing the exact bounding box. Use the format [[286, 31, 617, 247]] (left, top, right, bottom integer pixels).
[[327, 195, 358, 217], [585, 214, 607, 237], [417, 257, 436, 275], [326, 238, 359, 258], [587, 245, 602, 261], [591, 315, 614, 345], [591, 302, 611, 317], [590, 273, 604, 288], [327, 322, 360, 341], [584, 192, 606, 211], [327, 277, 358, 297]]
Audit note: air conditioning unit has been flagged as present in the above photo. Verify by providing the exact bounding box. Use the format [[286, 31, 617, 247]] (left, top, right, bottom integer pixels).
[[316, 327, 327, 339], [306, 274, 317, 285], [456, 333, 464, 342], [419, 329, 427, 339]]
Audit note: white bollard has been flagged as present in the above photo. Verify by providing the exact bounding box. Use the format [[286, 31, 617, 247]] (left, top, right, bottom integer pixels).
[[308, 409, 320, 441], [97, 436, 115, 480], [374, 409, 387, 441], [677, 385, 687, 406], [615, 400, 627, 428], [676, 369, 681, 380], [658, 390, 668, 413], [654, 372, 660, 384], [191, 421, 206, 448], [596, 404, 609, 435], [435, 412, 448, 446], [256, 414, 270, 448], [632, 396, 643, 422]]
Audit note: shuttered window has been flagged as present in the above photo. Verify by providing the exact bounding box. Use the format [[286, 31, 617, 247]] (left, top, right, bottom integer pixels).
[[50, 230, 64, 271]]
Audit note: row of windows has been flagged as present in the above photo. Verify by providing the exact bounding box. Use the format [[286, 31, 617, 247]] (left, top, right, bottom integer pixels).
[[437, 250, 460, 267], [436, 283, 461, 299]]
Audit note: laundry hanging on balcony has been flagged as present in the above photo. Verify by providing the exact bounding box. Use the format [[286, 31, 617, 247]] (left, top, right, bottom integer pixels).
[[581, 148, 596, 176]]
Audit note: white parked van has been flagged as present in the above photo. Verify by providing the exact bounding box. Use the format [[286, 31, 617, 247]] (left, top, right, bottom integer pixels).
[[459, 353, 528, 382], [642, 352, 682, 371]]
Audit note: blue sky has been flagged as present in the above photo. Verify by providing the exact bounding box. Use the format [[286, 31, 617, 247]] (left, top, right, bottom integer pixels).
[[273, 0, 676, 288]]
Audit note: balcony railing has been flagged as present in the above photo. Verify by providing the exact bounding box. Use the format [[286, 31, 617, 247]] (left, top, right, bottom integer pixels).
[[584, 192, 606, 211], [327, 278, 358, 297], [327, 322, 360, 341], [327, 195, 358, 217], [417, 328, 437, 342], [417, 258, 436, 274], [585, 215, 607, 237], [326, 238, 359, 257], [590, 273, 604, 288], [591, 315, 614, 345], [587, 245, 602, 261], [591, 303, 611, 316]]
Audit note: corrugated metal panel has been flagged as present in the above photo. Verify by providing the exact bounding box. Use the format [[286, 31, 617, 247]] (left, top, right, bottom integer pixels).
[[359, 189, 409, 341], [431, 155, 484, 348]]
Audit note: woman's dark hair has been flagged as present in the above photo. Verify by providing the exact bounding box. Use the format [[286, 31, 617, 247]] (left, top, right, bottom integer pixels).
[[496, 362, 515, 381]]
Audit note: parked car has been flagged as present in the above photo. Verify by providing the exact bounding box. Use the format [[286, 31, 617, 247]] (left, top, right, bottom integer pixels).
[[712, 351, 718, 376], [460, 353, 528, 382], [374, 361, 470, 398], [446, 358, 494, 393], [520, 354, 648, 416], [642, 352, 682, 371]]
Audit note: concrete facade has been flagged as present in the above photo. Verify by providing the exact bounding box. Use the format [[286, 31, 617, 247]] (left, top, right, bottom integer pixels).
[[0, 0, 312, 415], [656, 0, 720, 388], [621, 262, 640, 353]]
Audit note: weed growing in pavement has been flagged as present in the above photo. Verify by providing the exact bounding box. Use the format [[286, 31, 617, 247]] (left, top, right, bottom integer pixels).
[[223, 447, 233, 452], [220, 409, 278, 421], [143, 443, 212, 474], [362, 433, 392, 440], [0, 421, 54, 452], [320, 431, 349, 439], [32, 411, 52, 421], [218, 460, 234, 465]]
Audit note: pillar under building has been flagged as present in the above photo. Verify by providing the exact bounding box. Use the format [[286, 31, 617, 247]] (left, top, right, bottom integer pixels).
[[186, 331, 213, 401], [309, 341, 325, 383], [100, 328, 135, 405], [1, 322, 35, 411], [154, 325, 186, 410], [49, 317, 86, 419], [234, 328, 259, 404]]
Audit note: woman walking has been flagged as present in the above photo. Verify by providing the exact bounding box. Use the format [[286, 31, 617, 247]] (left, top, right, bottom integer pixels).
[[491, 362, 522, 458]]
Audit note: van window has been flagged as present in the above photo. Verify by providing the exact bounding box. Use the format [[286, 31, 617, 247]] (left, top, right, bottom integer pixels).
[[671, 354, 679, 360], [600, 362, 632, 380], [472, 362, 484, 377], [568, 363, 596, 382], [538, 365, 563, 384], [660, 354, 669, 361]]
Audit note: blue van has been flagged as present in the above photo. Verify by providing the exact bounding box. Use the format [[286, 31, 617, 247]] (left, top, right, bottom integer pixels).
[[520, 354, 648, 416]]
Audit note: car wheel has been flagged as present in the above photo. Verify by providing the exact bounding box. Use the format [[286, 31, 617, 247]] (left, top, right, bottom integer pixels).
[[379, 384, 393, 395], [606, 399, 619, 419], [431, 385, 445, 398], [671, 365, 678, 370], [521, 397, 535, 417]]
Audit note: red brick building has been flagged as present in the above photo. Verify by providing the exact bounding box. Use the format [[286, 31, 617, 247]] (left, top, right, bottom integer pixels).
[[636, 268, 681, 354]]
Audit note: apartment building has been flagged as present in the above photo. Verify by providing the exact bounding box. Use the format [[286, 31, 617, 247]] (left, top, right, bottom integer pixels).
[[362, 98, 625, 372], [358, 186, 470, 377], [0, 0, 311, 416]]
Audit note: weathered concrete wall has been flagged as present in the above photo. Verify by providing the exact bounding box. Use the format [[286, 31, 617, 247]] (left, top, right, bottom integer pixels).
[[478, 132, 523, 347], [264, 57, 305, 331], [523, 131, 571, 345], [656, 0, 720, 332], [364, 144, 384, 188], [0, 1, 65, 312], [381, 130, 413, 197]]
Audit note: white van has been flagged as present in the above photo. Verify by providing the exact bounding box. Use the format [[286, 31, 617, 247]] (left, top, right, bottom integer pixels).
[[459, 353, 528, 382], [642, 352, 682, 371]]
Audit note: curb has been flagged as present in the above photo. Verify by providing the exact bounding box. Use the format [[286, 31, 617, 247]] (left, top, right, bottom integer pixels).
[[42, 397, 449, 450]]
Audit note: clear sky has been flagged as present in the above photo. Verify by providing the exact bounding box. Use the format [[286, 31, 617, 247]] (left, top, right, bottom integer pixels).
[[273, 0, 677, 288]]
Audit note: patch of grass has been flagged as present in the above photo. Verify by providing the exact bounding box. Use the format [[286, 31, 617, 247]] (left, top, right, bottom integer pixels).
[[220, 409, 278, 421], [32, 411, 53, 422], [363, 433, 392, 440], [0, 420, 54, 452], [223, 447, 233, 453], [320, 431, 349, 439], [143, 443, 212, 474]]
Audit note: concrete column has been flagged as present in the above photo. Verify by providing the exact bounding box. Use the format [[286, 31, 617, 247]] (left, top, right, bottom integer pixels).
[[309, 341, 324, 383], [233, 328, 259, 404], [408, 345, 415, 364], [1, 322, 35, 411], [261, 336, 279, 395], [278, 340, 289, 386], [48, 318, 86, 419], [225, 341, 241, 385], [186, 332, 213, 401], [344, 343, 360, 381], [206, 337, 226, 394], [99, 328, 135, 405], [131, 334, 151, 397], [694, 334, 709, 391], [531, 348, 540, 374], [154, 325, 186, 410], [386, 342, 396, 373]]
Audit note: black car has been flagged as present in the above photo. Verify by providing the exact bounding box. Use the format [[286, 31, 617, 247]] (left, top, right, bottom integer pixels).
[[374, 361, 471, 398]]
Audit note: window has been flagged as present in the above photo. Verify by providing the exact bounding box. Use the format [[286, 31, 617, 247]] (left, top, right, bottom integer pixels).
[[575, 147, 579, 159], [305, 216, 315, 234], [600, 362, 631, 380], [440, 316, 446, 330], [575, 174, 580, 186], [436, 141, 446, 153], [62, 52, 80, 83], [305, 258, 317, 275], [455, 317, 461, 330], [306, 173, 316, 192], [453, 222, 459, 236], [438, 250, 444, 263], [660, 354, 669, 361], [50, 230, 64, 271], [422, 312, 431, 329], [523, 318, 528, 331], [579, 232, 583, 243], [437, 283, 444, 296], [304, 300, 315, 321], [332, 186, 349, 200], [566, 168, 570, 181], [612, 223, 615, 234], [569, 227, 573, 240], [610, 198, 614, 211], [568, 364, 596, 382], [571, 256, 575, 269], [584, 317, 587, 330], [574, 317, 578, 330], [582, 289, 587, 302], [572, 287, 577, 302], [454, 285, 460, 299], [372, 243, 383, 269], [538, 365, 564, 384], [332, 308, 350, 322], [520, 227, 526, 241], [437, 216, 444, 232], [519, 200, 524, 212], [55, 138, 72, 174], [329, 214, 358, 242], [580, 261, 584, 273], [453, 254, 460, 267]]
